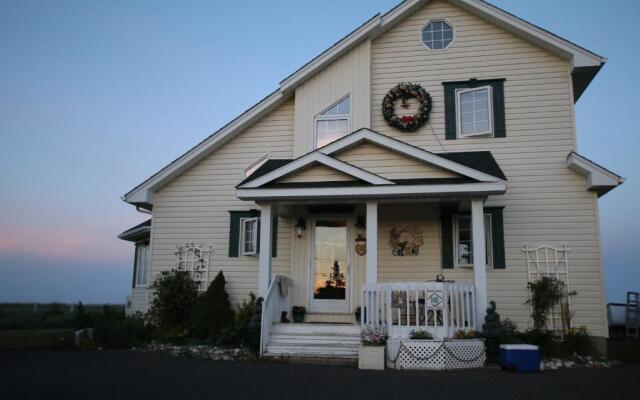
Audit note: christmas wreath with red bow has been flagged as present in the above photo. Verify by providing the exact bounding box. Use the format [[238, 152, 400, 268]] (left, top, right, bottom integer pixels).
[[382, 82, 432, 132]]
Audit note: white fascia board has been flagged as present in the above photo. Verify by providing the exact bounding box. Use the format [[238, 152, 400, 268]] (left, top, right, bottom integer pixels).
[[567, 152, 624, 191], [449, 0, 604, 68], [237, 182, 506, 201], [123, 91, 286, 204], [319, 128, 504, 182], [239, 151, 393, 188]]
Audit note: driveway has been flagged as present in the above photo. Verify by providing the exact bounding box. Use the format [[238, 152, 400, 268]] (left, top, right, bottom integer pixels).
[[1, 350, 637, 400]]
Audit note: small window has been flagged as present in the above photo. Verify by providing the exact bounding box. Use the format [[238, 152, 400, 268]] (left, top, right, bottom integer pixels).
[[456, 86, 493, 137], [135, 245, 150, 287], [240, 217, 259, 256], [422, 20, 454, 50], [453, 214, 492, 267], [315, 96, 351, 148]]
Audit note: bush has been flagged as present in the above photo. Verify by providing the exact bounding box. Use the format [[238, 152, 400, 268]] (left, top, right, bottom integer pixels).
[[563, 326, 591, 355], [149, 270, 199, 334], [232, 293, 257, 347], [410, 329, 433, 340], [189, 271, 235, 343]]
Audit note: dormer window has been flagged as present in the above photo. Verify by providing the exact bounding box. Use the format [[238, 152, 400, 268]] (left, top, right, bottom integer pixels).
[[315, 95, 350, 148]]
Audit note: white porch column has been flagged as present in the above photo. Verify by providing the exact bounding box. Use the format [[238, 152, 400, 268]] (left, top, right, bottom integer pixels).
[[471, 198, 488, 330], [258, 203, 275, 298], [366, 201, 378, 283]]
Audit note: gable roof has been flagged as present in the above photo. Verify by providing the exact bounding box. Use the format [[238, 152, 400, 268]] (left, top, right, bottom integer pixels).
[[238, 129, 506, 189], [123, 0, 602, 207]]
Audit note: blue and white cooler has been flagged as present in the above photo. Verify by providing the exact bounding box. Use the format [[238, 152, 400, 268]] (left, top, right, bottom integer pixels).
[[499, 344, 541, 372]]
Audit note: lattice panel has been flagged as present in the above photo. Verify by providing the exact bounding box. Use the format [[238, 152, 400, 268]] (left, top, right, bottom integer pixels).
[[393, 340, 486, 370], [175, 244, 212, 291], [523, 245, 572, 334]]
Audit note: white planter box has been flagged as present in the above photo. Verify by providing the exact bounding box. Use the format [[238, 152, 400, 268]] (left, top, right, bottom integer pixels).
[[388, 339, 485, 370], [359, 345, 385, 370]]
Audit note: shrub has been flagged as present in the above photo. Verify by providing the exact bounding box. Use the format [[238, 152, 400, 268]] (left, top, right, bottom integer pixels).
[[94, 313, 152, 349], [519, 328, 557, 356], [149, 270, 199, 333], [564, 326, 591, 355], [482, 301, 503, 358], [410, 329, 433, 340], [189, 271, 235, 342], [232, 293, 257, 347], [73, 302, 94, 329]]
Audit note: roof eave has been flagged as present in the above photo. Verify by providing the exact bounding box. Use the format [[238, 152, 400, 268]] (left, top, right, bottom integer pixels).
[[567, 151, 624, 197]]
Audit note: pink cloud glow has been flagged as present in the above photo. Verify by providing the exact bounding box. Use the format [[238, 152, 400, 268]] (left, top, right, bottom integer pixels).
[[0, 225, 130, 263]]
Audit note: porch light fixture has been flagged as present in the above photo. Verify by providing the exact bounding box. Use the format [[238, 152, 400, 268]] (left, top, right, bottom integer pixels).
[[295, 218, 306, 238]]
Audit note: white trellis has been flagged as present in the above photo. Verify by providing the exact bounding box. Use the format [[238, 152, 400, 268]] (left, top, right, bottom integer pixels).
[[175, 244, 213, 291], [522, 245, 572, 334]]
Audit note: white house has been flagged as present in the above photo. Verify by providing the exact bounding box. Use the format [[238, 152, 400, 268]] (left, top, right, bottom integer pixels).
[[119, 0, 623, 359]]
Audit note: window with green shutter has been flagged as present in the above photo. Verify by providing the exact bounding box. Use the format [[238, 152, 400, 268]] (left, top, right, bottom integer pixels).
[[228, 210, 278, 258], [440, 206, 505, 269], [442, 79, 506, 140]]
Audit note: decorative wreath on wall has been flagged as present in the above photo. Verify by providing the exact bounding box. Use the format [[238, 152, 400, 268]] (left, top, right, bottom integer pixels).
[[382, 82, 432, 132], [390, 222, 424, 257]]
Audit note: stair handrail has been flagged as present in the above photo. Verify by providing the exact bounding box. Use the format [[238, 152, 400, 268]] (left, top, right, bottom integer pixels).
[[260, 275, 292, 355]]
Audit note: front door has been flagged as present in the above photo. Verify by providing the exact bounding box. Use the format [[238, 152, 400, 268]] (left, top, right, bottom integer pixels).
[[309, 218, 351, 313]]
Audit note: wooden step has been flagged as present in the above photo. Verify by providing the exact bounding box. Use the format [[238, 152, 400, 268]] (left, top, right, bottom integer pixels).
[[271, 323, 360, 335], [265, 322, 361, 359]]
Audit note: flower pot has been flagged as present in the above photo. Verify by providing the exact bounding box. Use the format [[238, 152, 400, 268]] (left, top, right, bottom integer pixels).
[[359, 345, 385, 370], [292, 312, 305, 323]]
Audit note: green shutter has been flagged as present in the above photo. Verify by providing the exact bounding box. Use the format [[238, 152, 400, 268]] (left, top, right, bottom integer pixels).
[[492, 80, 506, 138], [271, 216, 278, 257], [443, 85, 457, 140], [228, 210, 277, 258], [485, 207, 505, 269], [132, 245, 139, 288], [440, 208, 454, 268], [442, 79, 506, 139]]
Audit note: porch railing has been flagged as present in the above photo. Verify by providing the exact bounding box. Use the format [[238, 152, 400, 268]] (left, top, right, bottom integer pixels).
[[260, 275, 292, 355], [361, 282, 476, 339]]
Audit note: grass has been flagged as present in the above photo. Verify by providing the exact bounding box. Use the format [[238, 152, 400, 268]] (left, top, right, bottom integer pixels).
[[0, 303, 123, 331], [0, 329, 74, 350]]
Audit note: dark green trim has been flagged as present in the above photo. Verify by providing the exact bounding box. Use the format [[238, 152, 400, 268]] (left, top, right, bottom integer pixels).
[[485, 207, 506, 269], [442, 79, 506, 140], [228, 210, 277, 258], [440, 208, 454, 269], [132, 244, 139, 289]]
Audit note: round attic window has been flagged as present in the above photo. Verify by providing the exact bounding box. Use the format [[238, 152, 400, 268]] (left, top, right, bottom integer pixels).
[[421, 20, 454, 50]]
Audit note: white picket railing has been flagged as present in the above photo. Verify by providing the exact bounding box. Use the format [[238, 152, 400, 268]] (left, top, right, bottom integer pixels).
[[260, 275, 292, 355], [361, 282, 476, 339]]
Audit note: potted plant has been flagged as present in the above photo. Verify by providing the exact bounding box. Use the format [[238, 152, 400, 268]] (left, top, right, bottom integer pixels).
[[354, 307, 361, 324], [410, 329, 433, 340], [291, 306, 306, 323], [359, 327, 387, 370]]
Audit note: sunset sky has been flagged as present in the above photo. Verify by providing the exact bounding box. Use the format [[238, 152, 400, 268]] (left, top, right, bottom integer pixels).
[[1, 0, 638, 304]]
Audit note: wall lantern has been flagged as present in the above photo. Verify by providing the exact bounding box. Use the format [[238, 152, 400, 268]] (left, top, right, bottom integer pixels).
[[295, 218, 306, 238], [354, 217, 367, 256]]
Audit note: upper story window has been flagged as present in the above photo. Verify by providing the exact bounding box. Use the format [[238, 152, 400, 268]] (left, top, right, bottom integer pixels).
[[422, 20, 454, 50], [456, 86, 493, 137], [315, 95, 351, 148], [135, 245, 150, 287], [240, 217, 259, 256]]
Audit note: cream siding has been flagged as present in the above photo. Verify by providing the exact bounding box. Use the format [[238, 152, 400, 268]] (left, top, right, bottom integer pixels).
[[148, 99, 295, 306], [277, 164, 357, 183], [293, 39, 371, 157], [335, 141, 460, 180], [370, 0, 606, 336]]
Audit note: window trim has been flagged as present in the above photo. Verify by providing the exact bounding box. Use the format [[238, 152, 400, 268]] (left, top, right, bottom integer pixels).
[[453, 213, 493, 268], [455, 85, 494, 138], [420, 18, 456, 51], [135, 245, 150, 288], [313, 94, 351, 149], [239, 217, 259, 256]]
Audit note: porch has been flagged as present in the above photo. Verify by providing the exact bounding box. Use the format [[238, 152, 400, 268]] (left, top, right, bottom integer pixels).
[[256, 199, 488, 357]]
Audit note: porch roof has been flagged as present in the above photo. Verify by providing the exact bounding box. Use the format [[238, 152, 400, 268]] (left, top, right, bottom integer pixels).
[[236, 129, 506, 201], [117, 219, 151, 242]]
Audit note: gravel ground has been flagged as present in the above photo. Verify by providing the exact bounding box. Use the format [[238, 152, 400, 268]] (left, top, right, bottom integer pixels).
[[1, 350, 637, 400]]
